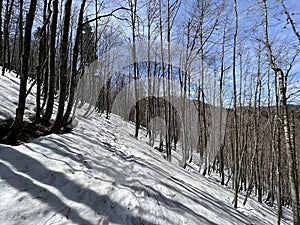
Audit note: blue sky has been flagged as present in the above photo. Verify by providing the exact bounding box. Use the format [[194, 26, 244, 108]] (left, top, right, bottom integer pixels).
[[85, 0, 300, 105]]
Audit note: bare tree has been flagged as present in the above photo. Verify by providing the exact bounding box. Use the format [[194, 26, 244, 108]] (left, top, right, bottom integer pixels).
[[43, 0, 59, 124], [262, 0, 300, 223], [2, 0, 15, 75], [3, 0, 38, 141], [165, 0, 181, 162], [62, 0, 87, 126], [35, 0, 50, 121], [51, 0, 73, 133], [232, 0, 239, 209], [145, 0, 159, 147], [128, 0, 140, 138]]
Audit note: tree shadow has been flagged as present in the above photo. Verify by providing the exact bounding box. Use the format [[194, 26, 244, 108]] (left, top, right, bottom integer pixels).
[[0, 146, 158, 225], [168, 176, 252, 224], [61, 133, 252, 224], [123, 181, 219, 225], [31, 137, 85, 168], [0, 127, 256, 225], [0, 160, 94, 225]]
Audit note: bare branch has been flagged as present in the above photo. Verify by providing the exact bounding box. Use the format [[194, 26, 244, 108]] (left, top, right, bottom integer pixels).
[[279, 0, 300, 45], [287, 89, 300, 100], [83, 7, 130, 25]]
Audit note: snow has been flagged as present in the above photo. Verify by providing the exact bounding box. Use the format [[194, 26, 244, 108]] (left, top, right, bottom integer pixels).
[[0, 69, 293, 224]]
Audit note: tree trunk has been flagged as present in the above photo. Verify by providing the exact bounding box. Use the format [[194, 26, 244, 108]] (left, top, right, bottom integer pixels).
[[8, 0, 37, 140], [43, 0, 58, 124], [262, 0, 300, 223], [62, 0, 87, 126], [18, 0, 23, 74], [0, 0, 3, 67], [2, 0, 15, 75], [35, 0, 49, 121], [232, 0, 239, 209], [51, 0, 72, 133], [278, 69, 300, 225], [129, 0, 140, 138]]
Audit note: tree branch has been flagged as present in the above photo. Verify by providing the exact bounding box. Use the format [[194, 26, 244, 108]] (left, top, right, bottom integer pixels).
[[279, 0, 300, 45], [287, 89, 300, 100], [83, 7, 129, 25]]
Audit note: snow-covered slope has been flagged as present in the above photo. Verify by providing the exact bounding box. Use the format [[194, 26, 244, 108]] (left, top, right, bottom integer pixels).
[[0, 70, 292, 224]]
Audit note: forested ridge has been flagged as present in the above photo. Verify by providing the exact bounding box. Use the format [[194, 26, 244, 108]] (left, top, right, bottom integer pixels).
[[0, 0, 299, 224]]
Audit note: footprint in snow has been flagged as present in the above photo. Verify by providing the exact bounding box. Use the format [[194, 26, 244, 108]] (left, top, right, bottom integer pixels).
[[77, 154, 93, 169]]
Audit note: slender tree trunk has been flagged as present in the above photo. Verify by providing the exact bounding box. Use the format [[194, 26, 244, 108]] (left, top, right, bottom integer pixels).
[[9, 0, 37, 138], [290, 111, 299, 209], [18, 0, 23, 74], [278, 70, 300, 225], [274, 75, 283, 223], [2, 0, 15, 75], [232, 0, 239, 209], [146, 1, 153, 146], [158, 0, 166, 151], [51, 0, 72, 133], [166, 0, 171, 162], [129, 0, 140, 138], [262, 0, 300, 223], [219, 22, 227, 185], [43, 0, 59, 124], [10, 29, 17, 70], [0, 0, 3, 67], [35, 0, 49, 121], [62, 0, 87, 126], [255, 45, 262, 203], [199, 0, 208, 175], [105, 75, 111, 119], [266, 69, 275, 206]]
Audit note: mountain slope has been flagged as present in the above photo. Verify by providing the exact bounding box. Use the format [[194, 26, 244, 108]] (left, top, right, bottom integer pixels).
[[0, 70, 292, 224]]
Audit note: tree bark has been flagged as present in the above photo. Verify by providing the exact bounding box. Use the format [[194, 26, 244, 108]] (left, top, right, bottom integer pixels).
[[2, 0, 15, 75], [7, 0, 37, 139], [0, 0, 3, 67], [43, 0, 59, 124], [262, 0, 300, 223], [51, 0, 72, 133], [62, 0, 87, 126], [232, 0, 239, 209], [35, 0, 50, 121]]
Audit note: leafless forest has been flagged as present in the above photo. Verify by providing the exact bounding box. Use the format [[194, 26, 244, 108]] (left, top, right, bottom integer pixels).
[[0, 0, 299, 224]]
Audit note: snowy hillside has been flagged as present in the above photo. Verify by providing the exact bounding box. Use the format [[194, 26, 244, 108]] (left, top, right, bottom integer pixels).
[[0, 71, 292, 224]]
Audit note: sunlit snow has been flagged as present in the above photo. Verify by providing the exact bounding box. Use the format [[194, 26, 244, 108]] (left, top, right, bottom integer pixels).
[[0, 69, 292, 224]]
